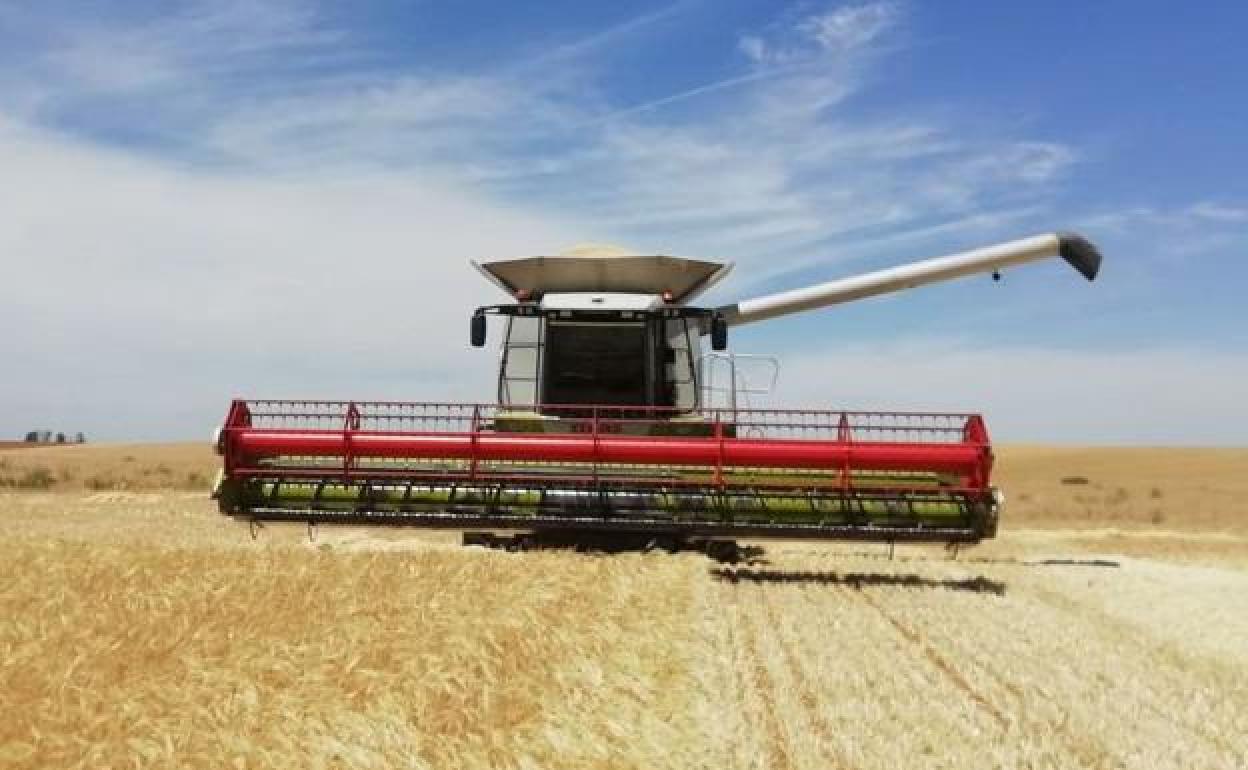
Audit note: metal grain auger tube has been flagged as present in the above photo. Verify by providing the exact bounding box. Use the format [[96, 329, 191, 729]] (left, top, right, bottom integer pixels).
[[214, 234, 1100, 545]]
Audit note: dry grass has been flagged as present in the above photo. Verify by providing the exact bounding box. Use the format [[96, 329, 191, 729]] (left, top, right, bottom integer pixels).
[[2, 443, 1247, 768], [0, 442, 215, 492], [0, 538, 707, 768], [994, 445, 1248, 532]]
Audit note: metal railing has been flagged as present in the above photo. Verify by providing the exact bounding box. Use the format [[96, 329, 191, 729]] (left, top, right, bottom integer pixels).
[[698, 352, 780, 412], [226, 399, 983, 445]]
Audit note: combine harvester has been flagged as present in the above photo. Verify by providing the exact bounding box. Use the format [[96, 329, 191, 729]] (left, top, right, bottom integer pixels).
[[214, 233, 1100, 554]]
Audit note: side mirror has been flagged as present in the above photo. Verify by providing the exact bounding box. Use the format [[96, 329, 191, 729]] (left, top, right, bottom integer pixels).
[[470, 314, 487, 347], [710, 315, 728, 351]]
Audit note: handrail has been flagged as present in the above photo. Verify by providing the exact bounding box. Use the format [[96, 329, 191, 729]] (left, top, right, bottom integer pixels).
[[698, 352, 781, 411]]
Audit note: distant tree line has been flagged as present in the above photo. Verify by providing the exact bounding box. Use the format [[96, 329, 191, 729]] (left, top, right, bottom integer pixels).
[[22, 431, 86, 444]]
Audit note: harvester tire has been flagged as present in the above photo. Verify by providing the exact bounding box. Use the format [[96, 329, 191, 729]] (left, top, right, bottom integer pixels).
[[704, 540, 743, 564]]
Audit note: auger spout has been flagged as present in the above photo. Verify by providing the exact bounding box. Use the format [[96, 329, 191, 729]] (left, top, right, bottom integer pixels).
[[718, 232, 1101, 326]]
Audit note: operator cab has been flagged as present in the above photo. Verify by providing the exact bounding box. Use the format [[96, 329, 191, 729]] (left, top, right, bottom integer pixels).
[[475, 300, 723, 413], [470, 252, 733, 413]]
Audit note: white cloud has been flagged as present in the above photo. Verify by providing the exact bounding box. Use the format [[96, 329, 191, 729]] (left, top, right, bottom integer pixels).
[[738, 35, 769, 64], [514, 1, 690, 73], [202, 76, 543, 170], [1072, 202, 1248, 266], [1078, 201, 1248, 233], [20, 0, 335, 96], [801, 2, 899, 54], [0, 118, 576, 439], [1187, 202, 1248, 223], [740, 2, 898, 66], [966, 142, 1075, 185]]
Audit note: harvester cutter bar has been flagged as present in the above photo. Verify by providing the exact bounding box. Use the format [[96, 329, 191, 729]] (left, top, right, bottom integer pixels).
[[233, 508, 984, 543]]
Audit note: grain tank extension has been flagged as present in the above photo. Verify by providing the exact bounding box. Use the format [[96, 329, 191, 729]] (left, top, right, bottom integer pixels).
[[214, 234, 1101, 544]]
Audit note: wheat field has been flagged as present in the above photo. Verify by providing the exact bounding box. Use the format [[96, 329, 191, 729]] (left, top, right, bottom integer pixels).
[[2, 443, 1246, 768]]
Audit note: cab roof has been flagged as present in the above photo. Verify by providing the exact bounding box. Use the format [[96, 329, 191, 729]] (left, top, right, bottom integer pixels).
[[473, 254, 731, 304]]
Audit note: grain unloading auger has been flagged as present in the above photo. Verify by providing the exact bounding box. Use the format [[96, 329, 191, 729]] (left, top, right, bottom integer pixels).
[[214, 233, 1100, 546]]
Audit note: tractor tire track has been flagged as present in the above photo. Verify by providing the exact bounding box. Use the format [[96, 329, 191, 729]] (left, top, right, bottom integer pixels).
[[1020, 578, 1247, 763], [724, 584, 795, 770], [853, 587, 1009, 731], [866, 570, 1122, 768], [758, 556, 1125, 768], [724, 564, 1013, 765], [757, 587, 858, 770], [689, 572, 763, 770], [883, 562, 1239, 768]]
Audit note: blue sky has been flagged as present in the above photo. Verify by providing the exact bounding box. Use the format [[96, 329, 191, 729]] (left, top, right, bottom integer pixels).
[[1, 1, 1245, 443]]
